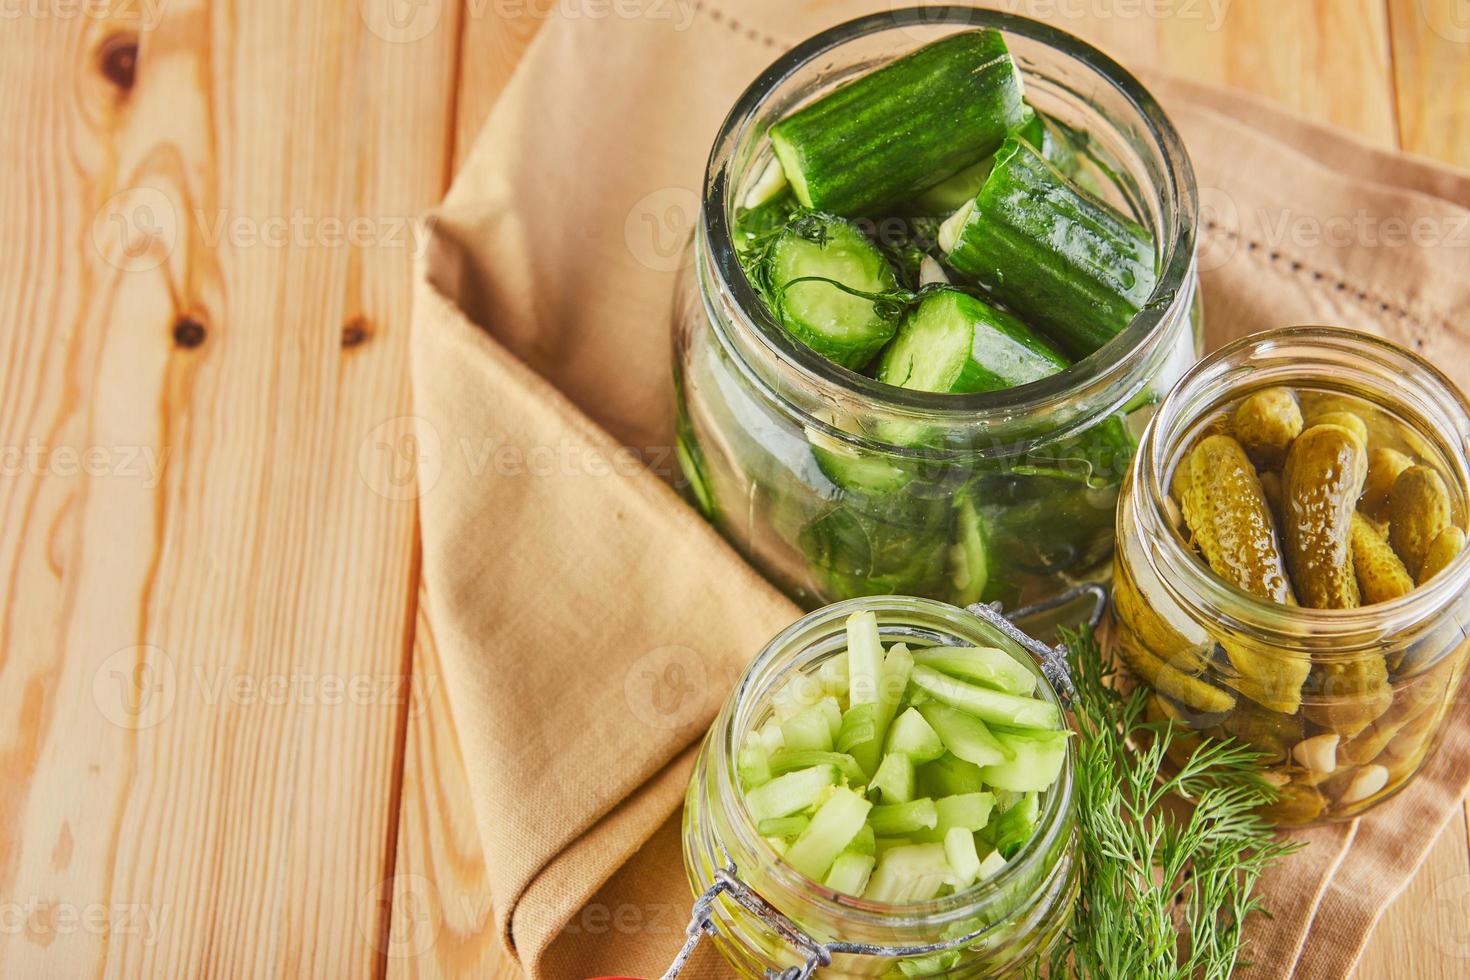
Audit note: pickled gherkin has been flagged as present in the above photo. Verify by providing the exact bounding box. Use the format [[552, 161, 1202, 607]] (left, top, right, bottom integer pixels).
[[1349, 512, 1414, 605], [1178, 435, 1295, 603], [1389, 465, 1453, 579], [1419, 525, 1467, 583], [1281, 424, 1367, 610], [1234, 387, 1302, 470]]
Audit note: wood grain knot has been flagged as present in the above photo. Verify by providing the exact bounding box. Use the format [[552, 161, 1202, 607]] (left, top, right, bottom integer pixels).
[[341, 318, 370, 349], [97, 32, 138, 91], [172, 318, 206, 349]]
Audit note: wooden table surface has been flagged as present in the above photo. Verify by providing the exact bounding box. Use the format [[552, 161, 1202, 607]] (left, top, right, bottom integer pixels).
[[2, 1, 1467, 977]]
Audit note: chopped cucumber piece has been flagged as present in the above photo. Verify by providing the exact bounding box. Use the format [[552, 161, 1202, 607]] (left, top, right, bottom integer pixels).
[[824, 852, 876, 897], [948, 493, 992, 607], [978, 848, 1009, 880], [738, 745, 772, 789], [758, 815, 811, 838], [917, 753, 985, 798], [943, 136, 1157, 359], [846, 824, 877, 857], [808, 425, 912, 494], [912, 791, 998, 844], [978, 730, 1070, 793], [875, 836, 914, 857], [869, 798, 938, 836], [912, 155, 995, 216], [944, 826, 982, 888], [876, 288, 1069, 394], [911, 645, 1037, 696], [937, 792, 997, 833], [986, 791, 1040, 858], [871, 752, 916, 804], [814, 653, 849, 697], [900, 951, 962, 977], [745, 765, 839, 823], [768, 749, 866, 785], [917, 703, 1012, 766], [847, 611, 885, 706], [910, 665, 1062, 730], [743, 156, 789, 210], [781, 700, 836, 752], [764, 214, 899, 370], [768, 30, 1026, 216], [784, 787, 873, 882], [771, 669, 827, 720], [864, 843, 951, 904], [885, 707, 946, 763], [752, 719, 785, 755]]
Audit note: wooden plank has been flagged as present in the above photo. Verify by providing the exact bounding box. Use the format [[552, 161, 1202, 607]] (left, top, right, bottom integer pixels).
[[0, 0, 454, 974], [1387, 0, 1470, 165], [453, 0, 545, 169], [1351, 810, 1470, 979], [384, 586, 506, 977], [1055, 0, 1399, 147]]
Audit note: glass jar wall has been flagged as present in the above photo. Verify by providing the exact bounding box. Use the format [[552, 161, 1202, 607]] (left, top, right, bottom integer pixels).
[[681, 597, 1077, 977], [671, 7, 1202, 612], [1113, 327, 1470, 824]]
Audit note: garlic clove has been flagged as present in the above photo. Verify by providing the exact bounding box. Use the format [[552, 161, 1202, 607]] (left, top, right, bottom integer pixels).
[[1292, 733, 1340, 772], [1339, 765, 1389, 805]]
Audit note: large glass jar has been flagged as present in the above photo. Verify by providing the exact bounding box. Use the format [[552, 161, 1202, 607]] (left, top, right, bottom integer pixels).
[[1113, 327, 1470, 825], [672, 7, 1202, 612], [682, 597, 1077, 978]]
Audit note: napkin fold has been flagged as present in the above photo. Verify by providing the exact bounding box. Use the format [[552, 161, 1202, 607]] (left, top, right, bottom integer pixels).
[[410, 3, 1470, 977]]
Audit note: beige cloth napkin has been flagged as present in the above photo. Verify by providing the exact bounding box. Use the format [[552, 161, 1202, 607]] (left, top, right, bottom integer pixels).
[[409, 3, 1470, 977]]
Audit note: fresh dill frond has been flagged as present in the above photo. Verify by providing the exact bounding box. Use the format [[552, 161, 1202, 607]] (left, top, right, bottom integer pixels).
[[1038, 628, 1302, 980]]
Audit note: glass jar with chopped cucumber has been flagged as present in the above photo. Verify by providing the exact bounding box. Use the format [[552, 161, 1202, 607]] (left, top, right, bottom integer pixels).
[[1114, 327, 1470, 824], [681, 597, 1077, 977], [672, 8, 1202, 613]]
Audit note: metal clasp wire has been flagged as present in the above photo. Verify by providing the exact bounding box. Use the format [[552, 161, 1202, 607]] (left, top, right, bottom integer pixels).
[[661, 584, 1105, 978]]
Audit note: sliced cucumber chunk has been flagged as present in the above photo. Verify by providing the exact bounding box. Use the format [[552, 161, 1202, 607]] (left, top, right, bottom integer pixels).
[[978, 730, 1070, 792], [738, 745, 772, 789], [910, 665, 1063, 730], [942, 136, 1157, 358], [917, 753, 985, 798], [911, 645, 1037, 696], [745, 764, 839, 823], [944, 826, 983, 888], [768, 30, 1026, 217], [847, 610, 885, 707], [824, 852, 876, 897], [807, 425, 912, 494], [863, 842, 951, 903], [763, 214, 899, 369], [947, 493, 992, 607], [884, 707, 946, 763], [768, 748, 867, 785], [758, 814, 811, 838], [912, 791, 998, 844], [986, 791, 1040, 858], [784, 786, 873, 882], [871, 752, 916, 804], [781, 700, 836, 752], [917, 702, 1013, 767], [876, 288, 1069, 394], [978, 848, 1009, 880], [869, 798, 939, 836]]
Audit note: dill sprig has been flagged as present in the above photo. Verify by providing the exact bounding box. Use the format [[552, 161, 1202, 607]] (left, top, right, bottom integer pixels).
[[1042, 628, 1302, 980]]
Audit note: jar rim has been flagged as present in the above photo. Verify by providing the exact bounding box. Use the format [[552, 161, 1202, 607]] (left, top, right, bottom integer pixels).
[[714, 595, 1075, 928], [702, 5, 1199, 431], [1139, 325, 1470, 648]]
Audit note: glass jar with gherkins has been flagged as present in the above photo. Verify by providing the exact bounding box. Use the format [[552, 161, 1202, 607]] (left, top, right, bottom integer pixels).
[[671, 8, 1202, 613], [1114, 327, 1470, 824]]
